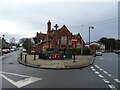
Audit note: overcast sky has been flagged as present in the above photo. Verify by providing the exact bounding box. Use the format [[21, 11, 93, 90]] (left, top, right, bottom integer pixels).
[[0, 0, 119, 43]]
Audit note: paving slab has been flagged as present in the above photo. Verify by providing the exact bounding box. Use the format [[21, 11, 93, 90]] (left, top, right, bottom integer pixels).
[[18, 54, 95, 69]]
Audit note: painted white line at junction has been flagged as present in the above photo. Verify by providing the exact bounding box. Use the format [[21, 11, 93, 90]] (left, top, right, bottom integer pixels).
[[95, 71, 99, 74], [94, 65, 99, 68], [98, 74, 104, 78], [94, 65, 98, 67], [15, 77, 42, 88], [103, 71, 108, 74], [92, 69, 96, 71], [114, 79, 120, 83], [1, 71, 42, 88], [103, 79, 110, 83], [108, 85, 118, 90], [2, 71, 29, 78], [1, 74, 17, 87], [108, 74, 112, 77], [90, 66, 94, 69], [99, 68, 103, 71]]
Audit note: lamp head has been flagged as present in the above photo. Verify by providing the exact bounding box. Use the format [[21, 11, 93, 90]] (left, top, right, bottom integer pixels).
[[91, 26, 94, 29]]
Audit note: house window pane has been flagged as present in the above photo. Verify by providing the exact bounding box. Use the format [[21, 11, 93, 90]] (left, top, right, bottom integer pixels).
[[77, 42, 81, 48], [69, 39, 72, 45], [57, 39, 59, 45], [61, 36, 67, 45]]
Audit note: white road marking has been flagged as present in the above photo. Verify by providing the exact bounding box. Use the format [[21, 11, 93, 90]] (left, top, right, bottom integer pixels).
[[108, 85, 117, 90], [94, 65, 99, 68], [1, 71, 42, 88], [103, 71, 108, 74], [92, 69, 96, 71], [100, 58, 103, 59], [99, 68, 103, 71], [94, 65, 98, 67], [95, 71, 99, 74], [98, 74, 104, 78], [2, 71, 29, 78], [90, 66, 94, 69], [108, 74, 112, 77], [15, 77, 42, 88], [114, 79, 120, 83], [1, 74, 17, 87], [103, 79, 110, 83]]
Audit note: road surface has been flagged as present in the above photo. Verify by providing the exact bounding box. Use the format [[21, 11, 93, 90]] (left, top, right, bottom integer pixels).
[[1, 50, 120, 89]]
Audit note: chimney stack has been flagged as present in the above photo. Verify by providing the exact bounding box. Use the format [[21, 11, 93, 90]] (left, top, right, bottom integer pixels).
[[47, 20, 51, 32]]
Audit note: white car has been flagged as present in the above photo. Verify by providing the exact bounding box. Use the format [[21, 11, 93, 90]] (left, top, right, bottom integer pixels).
[[10, 48, 15, 52], [115, 50, 120, 53], [22, 49, 26, 52], [95, 50, 102, 56]]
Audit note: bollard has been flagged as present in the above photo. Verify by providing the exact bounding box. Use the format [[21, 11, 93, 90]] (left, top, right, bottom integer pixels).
[[73, 54, 75, 62], [34, 53, 36, 60], [20, 53, 22, 60], [25, 54, 27, 63]]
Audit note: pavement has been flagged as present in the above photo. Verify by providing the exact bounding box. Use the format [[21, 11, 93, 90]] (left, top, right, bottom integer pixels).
[[18, 53, 95, 69]]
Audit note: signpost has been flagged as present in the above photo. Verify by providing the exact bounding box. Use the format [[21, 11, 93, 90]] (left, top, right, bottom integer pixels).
[[72, 38, 77, 62]]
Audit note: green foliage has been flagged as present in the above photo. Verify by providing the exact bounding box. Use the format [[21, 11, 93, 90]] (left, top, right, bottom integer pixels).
[[90, 44, 100, 50], [46, 47, 90, 55], [22, 38, 33, 52], [46, 48, 54, 51], [99, 37, 120, 50], [83, 48, 90, 55]]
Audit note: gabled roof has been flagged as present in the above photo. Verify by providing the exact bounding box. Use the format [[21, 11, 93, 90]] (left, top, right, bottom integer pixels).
[[33, 32, 47, 44], [59, 25, 72, 34], [49, 25, 73, 39]]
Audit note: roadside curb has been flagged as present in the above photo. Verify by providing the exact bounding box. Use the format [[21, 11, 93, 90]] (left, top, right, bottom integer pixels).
[[18, 57, 95, 70]]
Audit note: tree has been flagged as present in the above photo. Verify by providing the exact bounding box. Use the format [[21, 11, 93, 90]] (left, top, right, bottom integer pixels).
[[18, 38, 27, 44], [99, 37, 120, 50], [20, 38, 34, 52], [9, 38, 16, 45], [99, 37, 109, 50]]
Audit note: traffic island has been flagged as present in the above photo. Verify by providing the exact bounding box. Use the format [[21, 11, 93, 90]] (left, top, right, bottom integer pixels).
[[18, 54, 95, 69]]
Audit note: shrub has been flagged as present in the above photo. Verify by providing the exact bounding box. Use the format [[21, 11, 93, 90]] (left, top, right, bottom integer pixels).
[[46, 48, 54, 51], [83, 48, 90, 55]]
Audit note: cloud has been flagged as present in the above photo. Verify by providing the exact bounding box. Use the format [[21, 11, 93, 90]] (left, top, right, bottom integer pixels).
[[0, 20, 38, 38], [0, 1, 118, 42]]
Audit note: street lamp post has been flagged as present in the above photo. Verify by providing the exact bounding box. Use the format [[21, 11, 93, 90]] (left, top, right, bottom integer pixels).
[[89, 26, 94, 47], [81, 25, 84, 55]]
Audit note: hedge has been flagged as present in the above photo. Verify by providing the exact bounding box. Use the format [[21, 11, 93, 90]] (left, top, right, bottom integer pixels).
[[46, 48, 90, 55]]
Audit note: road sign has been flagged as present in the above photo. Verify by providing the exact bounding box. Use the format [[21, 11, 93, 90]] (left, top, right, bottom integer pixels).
[[72, 39, 77, 42], [72, 38, 77, 48]]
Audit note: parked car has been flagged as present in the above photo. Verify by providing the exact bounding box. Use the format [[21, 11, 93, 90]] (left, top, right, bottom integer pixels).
[[115, 50, 120, 53], [95, 50, 102, 56], [10, 48, 15, 52], [22, 49, 26, 52], [2, 49, 10, 54], [30, 50, 35, 54]]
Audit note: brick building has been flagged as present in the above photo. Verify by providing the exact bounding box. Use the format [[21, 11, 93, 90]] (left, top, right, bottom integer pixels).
[[2, 38, 11, 49], [32, 20, 85, 53]]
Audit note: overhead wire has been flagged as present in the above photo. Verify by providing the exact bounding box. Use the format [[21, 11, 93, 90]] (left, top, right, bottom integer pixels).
[[82, 17, 119, 27]]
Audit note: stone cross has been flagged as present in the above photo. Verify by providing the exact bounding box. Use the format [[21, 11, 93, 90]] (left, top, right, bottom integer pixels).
[[54, 24, 59, 31], [3, 35, 5, 39]]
